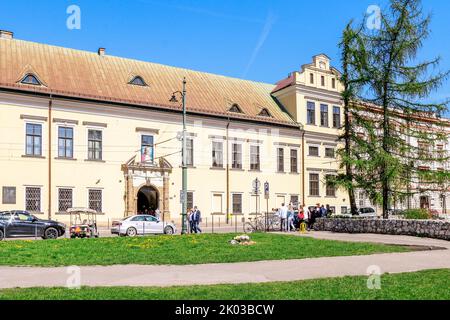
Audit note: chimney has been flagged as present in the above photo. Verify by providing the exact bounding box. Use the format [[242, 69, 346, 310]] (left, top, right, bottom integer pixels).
[[98, 48, 106, 56], [0, 30, 13, 40]]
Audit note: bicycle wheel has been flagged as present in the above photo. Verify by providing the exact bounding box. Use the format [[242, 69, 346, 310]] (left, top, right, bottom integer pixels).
[[243, 222, 255, 233]]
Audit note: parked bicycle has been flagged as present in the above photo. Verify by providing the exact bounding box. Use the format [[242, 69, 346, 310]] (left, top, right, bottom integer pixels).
[[243, 213, 281, 233]]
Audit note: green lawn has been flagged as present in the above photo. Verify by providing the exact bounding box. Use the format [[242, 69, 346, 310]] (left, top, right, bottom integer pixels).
[[1, 269, 448, 300], [0, 233, 410, 267]]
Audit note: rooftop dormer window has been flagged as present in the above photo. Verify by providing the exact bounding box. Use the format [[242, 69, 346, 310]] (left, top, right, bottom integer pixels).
[[20, 74, 42, 86], [129, 76, 147, 87], [258, 108, 272, 118], [229, 104, 243, 113]]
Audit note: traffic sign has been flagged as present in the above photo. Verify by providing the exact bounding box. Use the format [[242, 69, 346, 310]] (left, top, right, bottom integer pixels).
[[252, 178, 261, 194], [264, 182, 270, 199]]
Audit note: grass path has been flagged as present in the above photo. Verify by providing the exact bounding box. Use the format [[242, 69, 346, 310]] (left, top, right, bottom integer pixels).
[[0, 233, 410, 267], [1, 269, 448, 300]]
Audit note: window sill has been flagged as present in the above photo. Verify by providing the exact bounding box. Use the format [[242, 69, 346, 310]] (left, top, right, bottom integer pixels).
[[249, 169, 262, 172], [210, 167, 225, 170], [308, 155, 321, 157], [325, 196, 337, 199], [84, 159, 106, 163], [290, 172, 300, 175], [22, 155, 45, 159], [179, 166, 196, 169], [309, 195, 321, 198], [277, 171, 286, 174], [29, 211, 44, 215], [306, 124, 317, 126], [230, 168, 244, 171], [55, 157, 77, 161]]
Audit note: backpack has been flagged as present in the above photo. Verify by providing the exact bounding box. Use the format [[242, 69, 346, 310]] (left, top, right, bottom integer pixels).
[[298, 212, 305, 220]]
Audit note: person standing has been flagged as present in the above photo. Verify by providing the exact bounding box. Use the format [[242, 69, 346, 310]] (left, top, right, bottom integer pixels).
[[309, 204, 320, 230], [301, 204, 310, 231], [193, 206, 202, 234], [326, 204, 332, 217], [278, 203, 288, 232], [320, 205, 327, 218]]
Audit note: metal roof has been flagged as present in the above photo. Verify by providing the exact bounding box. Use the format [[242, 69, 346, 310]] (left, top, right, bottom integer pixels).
[[0, 38, 297, 127]]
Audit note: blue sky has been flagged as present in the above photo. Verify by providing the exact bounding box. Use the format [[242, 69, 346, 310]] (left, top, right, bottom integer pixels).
[[1, 0, 449, 110]]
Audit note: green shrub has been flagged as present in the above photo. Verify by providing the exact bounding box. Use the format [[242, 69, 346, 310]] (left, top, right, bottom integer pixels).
[[403, 209, 430, 220]]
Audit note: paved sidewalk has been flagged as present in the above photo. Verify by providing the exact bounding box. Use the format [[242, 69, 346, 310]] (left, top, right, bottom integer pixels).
[[0, 232, 449, 289]]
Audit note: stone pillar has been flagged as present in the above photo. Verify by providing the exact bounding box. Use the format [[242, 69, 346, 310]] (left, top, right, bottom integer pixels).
[[163, 174, 170, 220], [126, 172, 135, 217]]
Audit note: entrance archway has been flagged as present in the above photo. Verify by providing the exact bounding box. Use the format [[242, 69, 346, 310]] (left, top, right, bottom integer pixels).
[[137, 186, 159, 214]]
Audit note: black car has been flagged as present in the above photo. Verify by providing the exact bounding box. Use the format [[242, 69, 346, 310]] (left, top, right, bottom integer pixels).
[[0, 211, 66, 240]]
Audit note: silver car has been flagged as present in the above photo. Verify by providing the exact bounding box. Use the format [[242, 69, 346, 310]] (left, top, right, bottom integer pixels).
[[111, 215, 177, 237]]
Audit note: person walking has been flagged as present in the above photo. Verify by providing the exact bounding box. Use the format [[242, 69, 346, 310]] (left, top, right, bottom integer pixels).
[[193, 206, 202, 234], [188, 208, 195, 234], [287, 203, 295, 232], [278, 203, 288, 232]]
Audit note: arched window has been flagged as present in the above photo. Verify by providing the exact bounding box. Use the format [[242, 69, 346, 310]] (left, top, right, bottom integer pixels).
[[20, 74, 42, 86], [129, 76, 147, 86], [229, 104, 243, 113], [258, 108, 272, 118]]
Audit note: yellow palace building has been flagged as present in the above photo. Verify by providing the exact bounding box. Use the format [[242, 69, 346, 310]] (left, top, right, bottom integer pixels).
[[0, 30, 348, 224]]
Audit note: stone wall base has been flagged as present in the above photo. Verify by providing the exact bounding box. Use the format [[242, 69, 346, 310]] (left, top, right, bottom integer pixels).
[[313, 218, 450, 241]]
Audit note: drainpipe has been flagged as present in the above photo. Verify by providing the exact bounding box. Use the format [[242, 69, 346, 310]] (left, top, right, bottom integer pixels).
[[300, 124, 305, 206], [226, 118, 230, 224], [48, 95, 53, 220]]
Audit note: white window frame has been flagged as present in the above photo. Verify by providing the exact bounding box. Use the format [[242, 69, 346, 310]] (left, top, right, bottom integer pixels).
[[57, 125, 75, 159], [290, 148, 299, 173], [86, 126, 104, 161], [211, 139, 224, 168], [249, 144, 261, 171], [24, 121, 45, 157], [231, 142, 243, 170], [308, 144, 321, 157], [211, 192, 224, 214], [231, 193, 244, 214]]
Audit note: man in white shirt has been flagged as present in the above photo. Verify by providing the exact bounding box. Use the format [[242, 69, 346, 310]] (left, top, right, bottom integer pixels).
[[278, 203, 288, 232]]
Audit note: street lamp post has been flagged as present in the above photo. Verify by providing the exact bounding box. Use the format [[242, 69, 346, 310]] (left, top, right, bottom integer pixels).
[[170, 78, 188, 235]]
